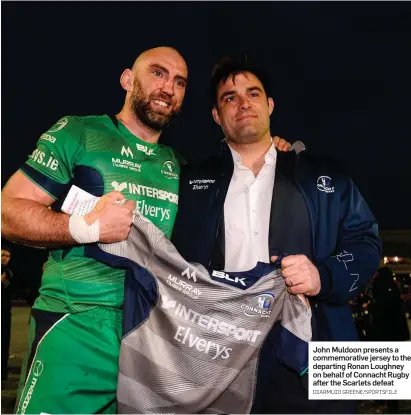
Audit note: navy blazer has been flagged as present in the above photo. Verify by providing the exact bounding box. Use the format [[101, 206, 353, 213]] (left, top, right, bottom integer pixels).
[[172, 142, 382, 341]]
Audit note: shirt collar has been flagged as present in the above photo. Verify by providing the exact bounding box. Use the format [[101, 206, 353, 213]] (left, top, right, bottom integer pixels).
[[226, 138, 277, 168], [264, 142, 277, 167]]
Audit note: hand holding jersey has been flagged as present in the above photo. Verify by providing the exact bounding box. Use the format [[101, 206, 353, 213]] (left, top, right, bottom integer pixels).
[[271, 254, 321, 297], [69, 191, 136, 244], [86, 210, 312, 414]]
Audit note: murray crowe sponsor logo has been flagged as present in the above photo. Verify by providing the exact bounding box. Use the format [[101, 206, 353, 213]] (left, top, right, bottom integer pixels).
[[181, 267, 197, 282], [167, 274, 201, 299], [317, 176, 335, 193], [167, 267, 199, 299], [112, 146, 141, 171], [241, 292, 275, 317], [112, 157, 142, 172], [161, 294, 262, 343], [121, 146, 134, 158]]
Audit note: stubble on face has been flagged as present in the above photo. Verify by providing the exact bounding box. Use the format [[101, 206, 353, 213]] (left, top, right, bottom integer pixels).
[[130, 76, 181, 131], [216, 73, 272, 145]]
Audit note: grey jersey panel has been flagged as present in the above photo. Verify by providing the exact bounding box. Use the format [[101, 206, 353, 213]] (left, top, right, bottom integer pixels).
[[98, 213, 312, 414]]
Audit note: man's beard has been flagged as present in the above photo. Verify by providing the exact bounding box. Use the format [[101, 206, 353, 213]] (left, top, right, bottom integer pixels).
[[130, 78, 181, 132]]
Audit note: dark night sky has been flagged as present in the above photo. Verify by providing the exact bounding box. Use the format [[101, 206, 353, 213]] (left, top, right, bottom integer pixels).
[[2, 2, 411, 284]]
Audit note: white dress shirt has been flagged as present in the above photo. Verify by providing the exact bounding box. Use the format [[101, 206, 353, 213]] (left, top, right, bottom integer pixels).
[[224, 143, 277, 271]]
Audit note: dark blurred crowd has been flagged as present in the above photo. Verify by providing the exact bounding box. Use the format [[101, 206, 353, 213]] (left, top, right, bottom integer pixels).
[[351, 267, 410, 414], [351, 267, 410, 342], [2, 246, 14, 382]]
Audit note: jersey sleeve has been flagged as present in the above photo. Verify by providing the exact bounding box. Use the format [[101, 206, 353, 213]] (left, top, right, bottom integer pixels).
[[20, 116, 85, 200]]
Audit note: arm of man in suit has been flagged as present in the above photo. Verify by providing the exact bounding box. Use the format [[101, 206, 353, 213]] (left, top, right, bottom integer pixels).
[[312, 177, 381, 304], [272, 178, 381, 304]]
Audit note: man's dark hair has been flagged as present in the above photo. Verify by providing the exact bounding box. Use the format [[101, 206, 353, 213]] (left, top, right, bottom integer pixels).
[[210, 56, 272, 108]]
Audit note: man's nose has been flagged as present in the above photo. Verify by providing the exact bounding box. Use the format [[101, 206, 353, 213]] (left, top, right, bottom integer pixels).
[[161, 79, 174, 96], [239, 96, 251, 110]]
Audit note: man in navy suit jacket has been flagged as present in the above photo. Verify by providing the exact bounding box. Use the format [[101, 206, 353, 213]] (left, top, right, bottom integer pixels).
[[172, 57, 381, 414]]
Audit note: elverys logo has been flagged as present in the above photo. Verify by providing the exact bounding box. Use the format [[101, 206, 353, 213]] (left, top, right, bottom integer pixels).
[[241, 292, 275, 317], [48, 118, 68, 132], [316, 176, 335, 193], [161, 161, 178, 180]]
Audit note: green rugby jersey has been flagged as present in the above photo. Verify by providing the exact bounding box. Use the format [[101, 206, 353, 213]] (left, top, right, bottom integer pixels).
[[20, 114, 180, 313]]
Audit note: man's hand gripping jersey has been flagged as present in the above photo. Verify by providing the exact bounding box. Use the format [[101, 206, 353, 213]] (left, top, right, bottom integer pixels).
[[83, 205, 312, 414]]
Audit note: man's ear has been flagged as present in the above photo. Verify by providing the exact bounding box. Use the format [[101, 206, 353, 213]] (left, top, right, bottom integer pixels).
[[268, 97, 275, 116], [120, 69, 134, 92], [212, 107, 221, 126]]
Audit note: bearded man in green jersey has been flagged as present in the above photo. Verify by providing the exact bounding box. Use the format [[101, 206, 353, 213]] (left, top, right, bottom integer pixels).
[[1, 46, 188, 414], [2, 46, 290, 414]]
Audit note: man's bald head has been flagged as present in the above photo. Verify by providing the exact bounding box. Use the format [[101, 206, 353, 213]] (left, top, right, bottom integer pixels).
[[120, 46, 188, 132], [132, 47, 187, 74]]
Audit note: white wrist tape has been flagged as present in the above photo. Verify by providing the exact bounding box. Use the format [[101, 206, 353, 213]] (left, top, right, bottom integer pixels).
[[69, 215, 100, 244]]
